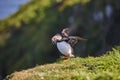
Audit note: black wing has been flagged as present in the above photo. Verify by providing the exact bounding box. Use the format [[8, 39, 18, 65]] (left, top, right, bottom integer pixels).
[[68, 36, 87, 46], [61, 28, 71, 37]]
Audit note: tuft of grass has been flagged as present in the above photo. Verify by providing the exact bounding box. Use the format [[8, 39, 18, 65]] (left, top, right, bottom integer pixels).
[[6, 48, 120, 80]]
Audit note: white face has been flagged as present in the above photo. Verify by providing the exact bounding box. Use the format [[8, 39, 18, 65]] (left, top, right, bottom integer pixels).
[[52, 34, 62, 44]]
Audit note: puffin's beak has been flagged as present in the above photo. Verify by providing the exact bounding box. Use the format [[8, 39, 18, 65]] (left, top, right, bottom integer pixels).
[[51, 38, 56, 44], [52, 40, 55, 44]]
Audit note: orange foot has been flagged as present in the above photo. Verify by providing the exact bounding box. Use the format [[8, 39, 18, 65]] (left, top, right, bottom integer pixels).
[[61, 57, 69, 62]]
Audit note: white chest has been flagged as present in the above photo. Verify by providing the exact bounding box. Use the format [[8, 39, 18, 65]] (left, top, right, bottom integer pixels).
[[56, 41, 72, 55]]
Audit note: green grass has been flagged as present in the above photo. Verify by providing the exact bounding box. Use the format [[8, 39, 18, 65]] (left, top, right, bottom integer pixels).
[[6, 48, 120, 80]]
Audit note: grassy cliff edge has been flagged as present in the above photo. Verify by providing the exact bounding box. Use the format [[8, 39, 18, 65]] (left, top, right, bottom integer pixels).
[[6, 48, 120, 80]]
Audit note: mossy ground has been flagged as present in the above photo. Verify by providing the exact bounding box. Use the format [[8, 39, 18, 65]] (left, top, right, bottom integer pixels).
[[6, 48, 120, 80]]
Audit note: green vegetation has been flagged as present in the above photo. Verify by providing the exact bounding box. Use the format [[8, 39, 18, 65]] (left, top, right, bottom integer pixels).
[[0, 0, 120, 79], [0, 0, 91, 76], [6, 48, 120, 80]]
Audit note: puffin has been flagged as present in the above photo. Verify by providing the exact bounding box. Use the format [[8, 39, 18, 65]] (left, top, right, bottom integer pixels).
[[51, 28, 87, 58]]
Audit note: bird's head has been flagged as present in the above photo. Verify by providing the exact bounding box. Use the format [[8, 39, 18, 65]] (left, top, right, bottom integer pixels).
[[51, 34, 62, 44]]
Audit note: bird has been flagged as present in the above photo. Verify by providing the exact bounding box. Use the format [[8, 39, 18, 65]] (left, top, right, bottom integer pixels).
[[51, 28, 87, 58]]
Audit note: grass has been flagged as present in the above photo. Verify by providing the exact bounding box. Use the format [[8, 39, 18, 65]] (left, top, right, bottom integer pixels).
[[6, 48, 120, 80]]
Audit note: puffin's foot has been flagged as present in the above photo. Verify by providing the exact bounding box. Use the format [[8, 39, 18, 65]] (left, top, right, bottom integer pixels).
[[60, 56, 69, 62], [59, 54, 75, 62]]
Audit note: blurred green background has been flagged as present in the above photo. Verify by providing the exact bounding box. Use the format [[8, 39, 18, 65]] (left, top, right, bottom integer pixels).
[[0, 0, 120, 79]]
